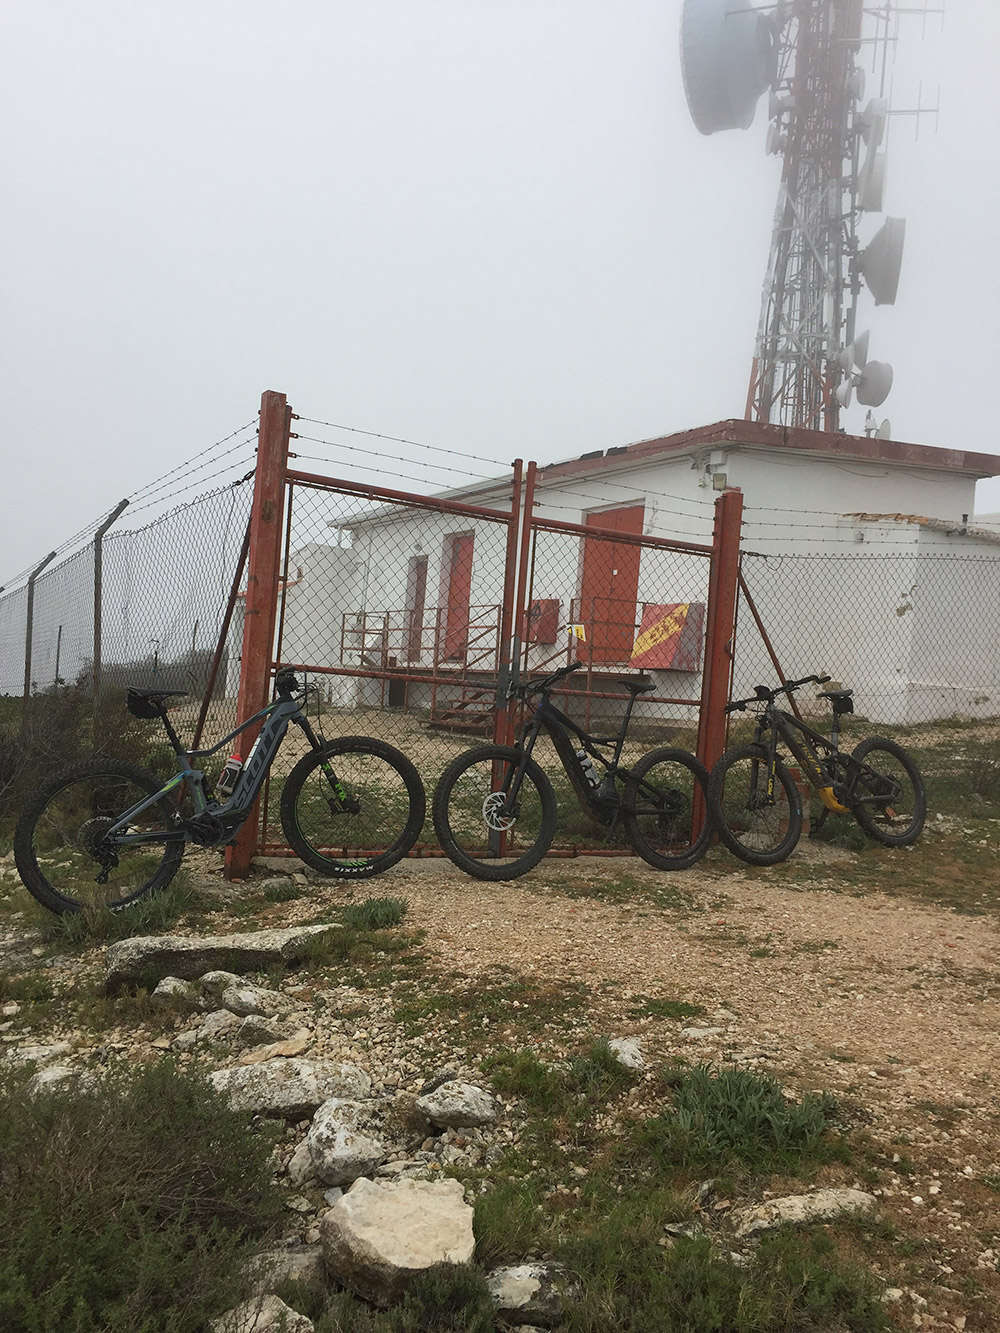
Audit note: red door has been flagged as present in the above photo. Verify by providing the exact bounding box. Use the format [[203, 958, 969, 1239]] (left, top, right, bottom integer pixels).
[[443, 533, 474, 661], [578, 504, 644, 663], [405, 555, 427, 662]]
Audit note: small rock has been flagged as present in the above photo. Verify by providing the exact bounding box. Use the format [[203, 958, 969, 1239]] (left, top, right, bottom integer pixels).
[[211, 1293, 313, 1333], [104, 924, 340, 992], [681, 1027, 723, 1041], [323, 1187, 344, 1207], [151, 976, 204, 1014], [237, 1030, 312, 1064], [735, 1188, 877, 1238], [10, 1041, 72, 1066], [285, 1195, 313, 1213], [415, 1081, 497, 1129], [287, 1140, 317, 1188], [1, 1001, 21, 1017], [607, 1037, 644, 1071], [487, 1262, 580, 1327], [198, 1009, 241, 1042], [209, 1058, 371, 1119], [29, 1063, 80, 1093], [419, 1066, 458, 1095], [305, 1098, 386, 1186], [247, 1245, 324, 1295], [320, 1176, 475, 1305], [235, 1016, 291, 1049], [221, 982, 288, 1018]]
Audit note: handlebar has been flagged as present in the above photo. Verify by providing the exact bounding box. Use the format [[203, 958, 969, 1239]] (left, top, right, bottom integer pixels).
[[725, 673, 830, 714], [511, 660, 583, 700]]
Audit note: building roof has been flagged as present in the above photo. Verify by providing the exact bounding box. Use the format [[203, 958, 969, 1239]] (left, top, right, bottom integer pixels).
[[531, 419, 1000, 487], [845, 513, 1000, 547]]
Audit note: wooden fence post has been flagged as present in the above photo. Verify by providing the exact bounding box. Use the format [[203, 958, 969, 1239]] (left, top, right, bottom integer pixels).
[[225, 391, 291, 879]]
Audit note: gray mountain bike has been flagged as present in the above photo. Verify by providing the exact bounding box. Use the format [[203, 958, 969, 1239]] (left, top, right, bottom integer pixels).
[[14, 668, 425, 914]]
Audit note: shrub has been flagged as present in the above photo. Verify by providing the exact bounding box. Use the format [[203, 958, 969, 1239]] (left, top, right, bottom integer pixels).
[[0, 680, 167, 837], [635, 1065, 843, 1176], [0, 1060, 284, 1332]]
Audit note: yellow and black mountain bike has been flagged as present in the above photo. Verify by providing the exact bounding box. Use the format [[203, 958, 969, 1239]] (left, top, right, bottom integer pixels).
[[708, 673, 926, 865]]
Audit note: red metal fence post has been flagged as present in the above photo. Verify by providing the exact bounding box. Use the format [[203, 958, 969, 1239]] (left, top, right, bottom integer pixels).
[[225, 391, 291, 879], [492, 459, 523, 749], [696, 488, 744, 779]]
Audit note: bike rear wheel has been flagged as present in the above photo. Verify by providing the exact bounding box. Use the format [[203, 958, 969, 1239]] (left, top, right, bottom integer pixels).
[[708, 744, 803, 866], [280, 738, 425, 878], [849, 737, 926, 846], [432, 744, 556, 881], [13, 761, 184, 915], [624, 747, 712, 870]]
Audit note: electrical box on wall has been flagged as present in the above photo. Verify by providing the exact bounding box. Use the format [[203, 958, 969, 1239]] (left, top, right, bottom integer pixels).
[[527, 599, 560, 644]]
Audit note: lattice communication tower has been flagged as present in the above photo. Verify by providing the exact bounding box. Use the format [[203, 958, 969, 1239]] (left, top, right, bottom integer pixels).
[[681, 0, 936, 435]]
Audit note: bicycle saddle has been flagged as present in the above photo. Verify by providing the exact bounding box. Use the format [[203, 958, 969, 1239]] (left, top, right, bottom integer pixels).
[[818, 688, 853, 700], [128, 686, 187, 699], [624, 677, 655, 695]]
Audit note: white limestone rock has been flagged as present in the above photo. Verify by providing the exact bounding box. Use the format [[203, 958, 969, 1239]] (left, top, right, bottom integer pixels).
[[104, 924, 339, 992], [414, 1081, 498, 1129], [150, 976, 205, 1014], [246, 1245, 324, 1295], [735, 1188, 877, 1238], [487, 1262, 580, 1327], [320, 1176, 475, 1304], [305, 1098, 386, 1186], [607, 1037, 645, 1071], [211, 1293, 313, 1332], [209, 1057, 371, 1118]]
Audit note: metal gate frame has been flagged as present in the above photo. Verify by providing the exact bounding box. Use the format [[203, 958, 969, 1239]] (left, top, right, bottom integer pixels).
[[222, 394, 743, 876]]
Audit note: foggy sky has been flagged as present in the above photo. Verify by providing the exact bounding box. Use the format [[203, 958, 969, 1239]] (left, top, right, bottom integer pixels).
[[2, 0, 999, 587]]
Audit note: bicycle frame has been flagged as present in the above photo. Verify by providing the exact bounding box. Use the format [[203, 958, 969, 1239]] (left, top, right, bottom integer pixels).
[[105, 696, 312, 849], [511, 687, 662, 822], [752, 707, 852, 814]]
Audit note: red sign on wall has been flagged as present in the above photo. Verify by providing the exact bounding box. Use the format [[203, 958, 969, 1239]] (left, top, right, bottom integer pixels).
[[630, 603, 704, 672]]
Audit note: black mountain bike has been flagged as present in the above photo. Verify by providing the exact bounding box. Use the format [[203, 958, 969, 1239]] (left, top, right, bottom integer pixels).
[[432, 660, 711, 880], [708, 673, 926, 866], [14, 668, 425, 914]]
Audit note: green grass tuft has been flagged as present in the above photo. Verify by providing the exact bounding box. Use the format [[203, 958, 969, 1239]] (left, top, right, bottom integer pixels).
[[342, 896, 409, 931]]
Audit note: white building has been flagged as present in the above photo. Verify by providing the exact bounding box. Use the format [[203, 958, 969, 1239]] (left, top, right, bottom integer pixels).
[[232, 420, 1000, 726]]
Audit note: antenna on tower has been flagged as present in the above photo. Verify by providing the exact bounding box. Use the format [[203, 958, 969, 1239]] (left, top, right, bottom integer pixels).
[[679, 0, 938, 434]]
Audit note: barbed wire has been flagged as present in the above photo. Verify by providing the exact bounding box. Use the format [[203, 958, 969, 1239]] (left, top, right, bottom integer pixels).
[[0, 419, 258, 594], [293, 415, 510, 470], [290, 433, 500, 484]]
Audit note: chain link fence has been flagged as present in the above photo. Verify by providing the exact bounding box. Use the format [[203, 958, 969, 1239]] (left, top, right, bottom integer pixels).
[[259, 473, 520, 851], [0, 478, 254, 781], [735, 512, 1000, 817]]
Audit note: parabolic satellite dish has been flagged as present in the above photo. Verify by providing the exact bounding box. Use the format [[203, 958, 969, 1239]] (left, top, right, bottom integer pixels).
[[681, 0, 776, 135], [860, 217, 906, 305]]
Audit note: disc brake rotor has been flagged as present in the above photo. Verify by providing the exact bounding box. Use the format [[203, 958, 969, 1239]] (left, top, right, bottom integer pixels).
[[482, 791, 515, 833]]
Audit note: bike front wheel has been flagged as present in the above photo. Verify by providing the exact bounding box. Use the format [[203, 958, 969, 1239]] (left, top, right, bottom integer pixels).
[[849, 737, 926, 846], [280, 738, 425, 878], [623, 747, 712, 870], [432, 744, 557, 881], [13, 761, 184, 915], [708, 744, 803, 866]]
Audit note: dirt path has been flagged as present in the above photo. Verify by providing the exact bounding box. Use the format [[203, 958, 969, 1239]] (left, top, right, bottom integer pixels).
[[377, 855, 1000, 1105]]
